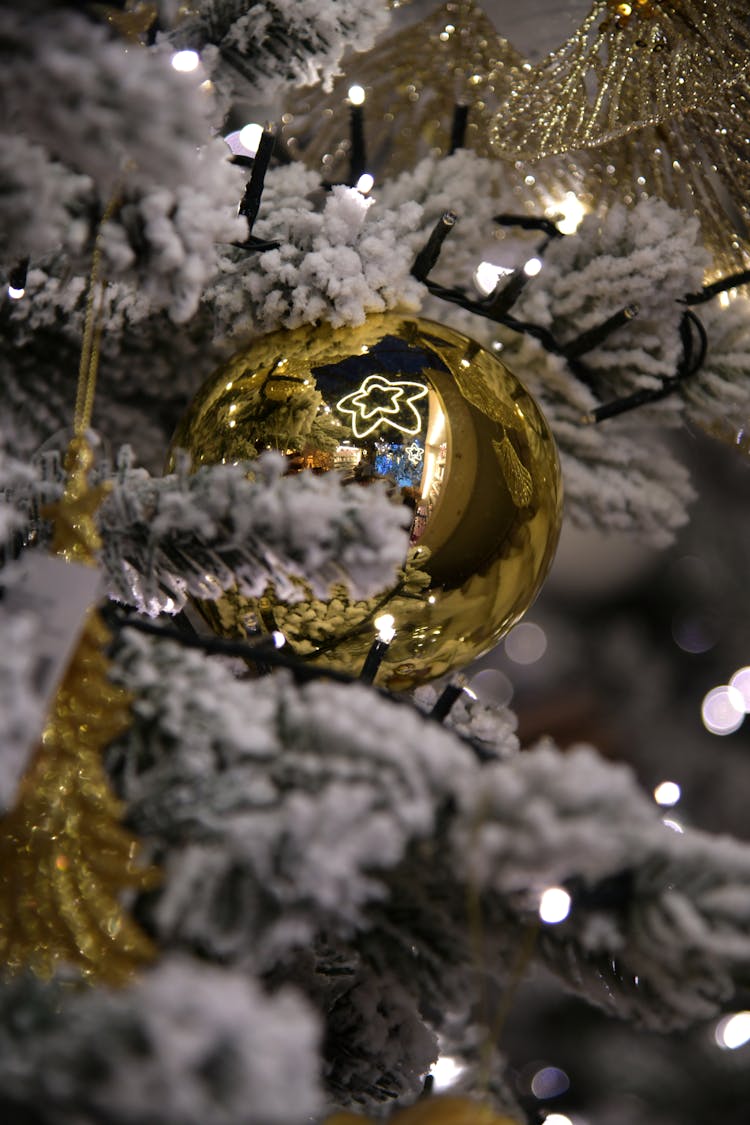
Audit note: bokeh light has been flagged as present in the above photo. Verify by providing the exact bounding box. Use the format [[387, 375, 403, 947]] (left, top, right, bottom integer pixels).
[[531, 1066, 570, 1099], [468, 668, 514, 707], [729, 666, 750, 711], [701, 685, 745, 735], [653, 781, 681, 807], [505, 622, 547, 665], [715, 1011, 750, 1050]]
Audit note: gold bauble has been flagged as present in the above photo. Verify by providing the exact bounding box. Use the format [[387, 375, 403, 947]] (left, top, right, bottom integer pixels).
[[170, 314, 562, 689]]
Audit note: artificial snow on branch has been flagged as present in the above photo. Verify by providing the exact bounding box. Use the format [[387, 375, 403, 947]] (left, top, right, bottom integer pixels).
[[106, 632, 750, 1051], [107, 632, 478, 967], [682, 293, 750, 435], [0, 956, 322, 1125], [206, 173, 425, 338], [164, 0, 391, 107], [0, 136, 91, 268], [454, 742, 750, 1030], [98, 449, 412, 613], [498, 332, 697, 546], [0, 6, 215, 200]]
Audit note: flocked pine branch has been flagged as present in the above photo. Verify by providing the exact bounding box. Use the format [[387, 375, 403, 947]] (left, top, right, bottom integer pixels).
[[2, 448, 411, 617], [0, 6, 214, 203], [102, 634, 750, 1056], [0, 4, 244, 319], [206, 176, 425, 339], [163, 0, 391, 108], [0, 956, 322, 1125]]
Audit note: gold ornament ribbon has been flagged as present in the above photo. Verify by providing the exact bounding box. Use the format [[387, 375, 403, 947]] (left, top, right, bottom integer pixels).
[[0, 195, 158, 985]]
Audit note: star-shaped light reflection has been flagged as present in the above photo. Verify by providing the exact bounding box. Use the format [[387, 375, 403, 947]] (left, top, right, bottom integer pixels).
[[336, 374, 428, 439], [404, 440, 424, 465]]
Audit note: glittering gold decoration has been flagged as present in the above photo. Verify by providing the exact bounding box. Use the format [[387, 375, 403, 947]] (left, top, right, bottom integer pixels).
[[491, 0, 750, 161], [545, 68, 750, 276], [0, 437, 157, 984], [282, 0, 526, 179], [169, 313, 561, 689], [325, 1095, 521, 1125], [93, 1, 158, 42]]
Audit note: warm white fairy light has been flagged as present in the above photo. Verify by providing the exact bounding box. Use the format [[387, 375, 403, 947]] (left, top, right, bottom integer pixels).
[[374, 613, 396, 644], [473, 260, 513, 296], [552, 191, 587, 235], [171, 49, 200, 72], [348, 84, 366, 105], [715, 1011, 750, 1049], [539, 887, 571, 924], [524, 257, 543, 277], [238, 123, 264, 156], [653, 780, 681, 807], [356, 172, 374, 194], [429, 1055, 465, 1090]]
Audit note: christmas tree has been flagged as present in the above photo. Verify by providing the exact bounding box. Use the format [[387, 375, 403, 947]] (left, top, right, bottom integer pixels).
[[2, 3, 750, 1124]]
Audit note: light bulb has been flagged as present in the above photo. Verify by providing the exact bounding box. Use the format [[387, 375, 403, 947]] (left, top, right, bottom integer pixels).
[[539, 887, 571, 924], [171, 49, 200, 72]]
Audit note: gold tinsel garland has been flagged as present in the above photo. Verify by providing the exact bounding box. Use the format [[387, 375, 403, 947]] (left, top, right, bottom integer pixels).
[[0, 438, 157, 984], [282, 0, 525, 179], [490, 0, 750, 160]]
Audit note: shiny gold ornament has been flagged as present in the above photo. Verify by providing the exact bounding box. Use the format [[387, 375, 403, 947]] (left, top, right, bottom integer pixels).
[[491, 0, 750, 161], [326, 1094, 521, 1125], [0, 437, 157, 984], [169, 314, 561, 690], [282, 0, 525, 180]]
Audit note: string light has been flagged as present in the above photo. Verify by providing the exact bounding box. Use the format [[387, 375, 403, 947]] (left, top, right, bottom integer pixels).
[[473, 260, 514, 296], [239, 122, 264, 156], [523, 257, 543, 277], [374, 613, 396, 644], [653, 780, 681, 807], [715, 1011, 750, 1049], [7, 285, 24, 299], [171, 49, 200, 72], [539, 887, 571, 924], [355, 172, 374, 194], [348, 84, 366, 105], [429, 1055, 465, 1090]]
